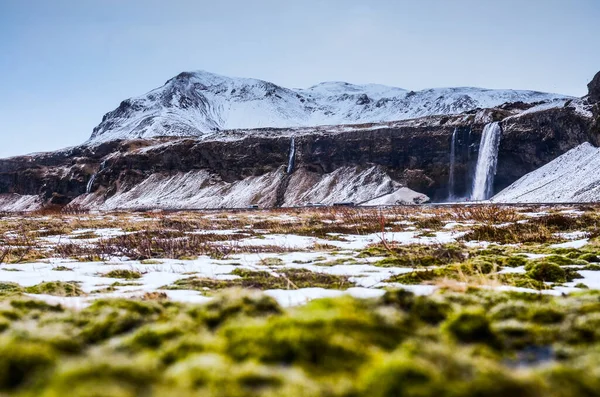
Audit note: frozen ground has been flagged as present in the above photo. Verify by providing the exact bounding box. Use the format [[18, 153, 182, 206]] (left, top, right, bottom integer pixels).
[[2, 204, 600, 308]]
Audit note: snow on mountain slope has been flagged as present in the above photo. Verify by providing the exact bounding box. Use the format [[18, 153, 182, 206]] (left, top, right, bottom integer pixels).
[[492, 142, 600, 203], [89, 70, 571, 142], [70, 165, 428, 210]]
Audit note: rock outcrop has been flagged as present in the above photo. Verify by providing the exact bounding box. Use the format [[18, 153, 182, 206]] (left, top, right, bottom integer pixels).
[[588, 71, 600, 103]]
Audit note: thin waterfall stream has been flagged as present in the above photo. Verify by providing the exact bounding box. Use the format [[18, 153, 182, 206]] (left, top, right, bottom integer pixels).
[[287, 137, 296, 174], [448, 128, 457, 200]]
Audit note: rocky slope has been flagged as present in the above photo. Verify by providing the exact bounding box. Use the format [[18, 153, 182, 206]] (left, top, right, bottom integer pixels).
[[90, 70, 570, 143]]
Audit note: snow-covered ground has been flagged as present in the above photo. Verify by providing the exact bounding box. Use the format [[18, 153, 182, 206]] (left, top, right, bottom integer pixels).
[[492, 142, 600, 203], [89, 70, 571, 142], [2, 206, 599, 308]]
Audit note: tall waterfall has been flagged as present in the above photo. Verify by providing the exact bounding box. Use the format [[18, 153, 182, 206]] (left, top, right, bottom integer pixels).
[[286, 137, 296, 174], [471, 122, 502, 201], [448, 128, 457, 200], [86, 160, 107, 194]]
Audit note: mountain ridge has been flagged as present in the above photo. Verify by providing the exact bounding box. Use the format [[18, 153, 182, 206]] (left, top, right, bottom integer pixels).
[[89, 70, 572, 143]]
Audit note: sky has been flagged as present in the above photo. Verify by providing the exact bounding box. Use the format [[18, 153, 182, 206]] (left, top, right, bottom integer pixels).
[[1, 0, 599, 158]]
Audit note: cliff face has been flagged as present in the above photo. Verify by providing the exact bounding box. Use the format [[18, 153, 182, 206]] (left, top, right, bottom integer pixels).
[[0, 102, 595, 210]]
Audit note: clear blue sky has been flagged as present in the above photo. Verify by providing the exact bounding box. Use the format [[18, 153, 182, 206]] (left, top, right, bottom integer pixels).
[[1, 0, 599, 157]]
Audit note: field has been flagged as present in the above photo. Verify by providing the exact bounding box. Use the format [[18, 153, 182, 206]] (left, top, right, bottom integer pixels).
[[2, 204, 600, 395]]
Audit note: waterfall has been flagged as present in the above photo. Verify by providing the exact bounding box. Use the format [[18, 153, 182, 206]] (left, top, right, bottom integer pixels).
[[471, 122, 502, 201], [286, 137, 296, 174], [86, 160, 107, 194], [448, 128, 457, 200], [86, 174, 97, 194]]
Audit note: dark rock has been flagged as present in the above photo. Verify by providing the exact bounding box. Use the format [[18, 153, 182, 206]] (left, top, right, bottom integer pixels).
[[356, 94, 371, 105], [588, 71, 600, 103]]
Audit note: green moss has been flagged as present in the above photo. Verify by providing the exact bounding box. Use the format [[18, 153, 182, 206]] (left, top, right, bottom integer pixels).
[[258, 257, 284, 266], [579, 253, 600, 263], [385, 269, 438, 284], [504, 256, 529, 268], [528, 305, 566, 324], [0, 282, 23, 296], [196, 289, 281, 329], [489, 301, 529, 321], [542, 255, 579, 267], [164, 354, 317, 396], [526, 262, 567, 283], [9, 299, 63, 313], [51, 266, 73, 271], [170, 268, 354, 291], [443, 309, 498, 347], [102, 269, 142, 279], [221, 297, 408, 372], [42, 356, 157, 397], [140, 259, 163, 265], [369, 243, 465, 268], [382, 289, 450, 325], [120, 323, 186, 352], [0, 337, 57, 391], [25, 281, 85, 297]]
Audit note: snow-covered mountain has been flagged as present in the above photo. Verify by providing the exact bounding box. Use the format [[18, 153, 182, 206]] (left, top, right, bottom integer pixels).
[[492, 142, 600, 203], [89, 70, 571, 142]]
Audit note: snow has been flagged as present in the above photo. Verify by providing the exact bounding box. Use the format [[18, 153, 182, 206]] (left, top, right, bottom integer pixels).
[[72, 165, 430, 210], [89, 70, 571, 143], [360, 187, 429, 206], [0, 194, 42, 212], [492, 142, 600, 203], [550, 239, 589, 249], [265, 287, 386, 307]]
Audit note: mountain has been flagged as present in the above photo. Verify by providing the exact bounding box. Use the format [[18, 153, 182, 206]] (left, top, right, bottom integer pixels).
[[89, 70, 571, 143], [492, 142, 600, 203], [1, 69, 597, 212]]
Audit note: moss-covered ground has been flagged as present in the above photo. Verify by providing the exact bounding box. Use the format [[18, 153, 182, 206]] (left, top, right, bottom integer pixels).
[[0, 289, 599, 395]]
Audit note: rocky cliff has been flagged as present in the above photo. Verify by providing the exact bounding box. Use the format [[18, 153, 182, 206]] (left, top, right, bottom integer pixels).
[[0, 99, 595, 211]]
